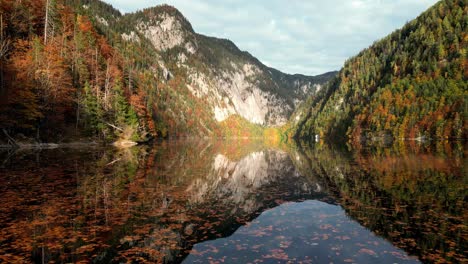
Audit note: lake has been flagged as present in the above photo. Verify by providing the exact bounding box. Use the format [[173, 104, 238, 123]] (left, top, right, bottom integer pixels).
[[0, 140, 466, 263]]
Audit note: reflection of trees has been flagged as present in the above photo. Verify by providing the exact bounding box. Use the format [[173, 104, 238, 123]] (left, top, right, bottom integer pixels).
[[1, 141, 465, 263], [0, 140, 328, 263], [114, 140, 328, 263], [0, 147, 152, 263], [295, 142, 467, 263], [0, 149, 118, 263]]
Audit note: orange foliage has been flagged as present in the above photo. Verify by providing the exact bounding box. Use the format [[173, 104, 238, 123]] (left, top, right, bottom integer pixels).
[[77, 15, 94, 33], [0, 39, 42, 129]]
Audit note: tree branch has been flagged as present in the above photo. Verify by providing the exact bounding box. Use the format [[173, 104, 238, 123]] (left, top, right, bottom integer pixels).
[[3, 129, 18, 147], [105, 122, 123, 132]]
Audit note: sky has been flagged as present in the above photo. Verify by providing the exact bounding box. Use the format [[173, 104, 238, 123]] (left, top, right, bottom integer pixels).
[[103, 0, 439, 76]]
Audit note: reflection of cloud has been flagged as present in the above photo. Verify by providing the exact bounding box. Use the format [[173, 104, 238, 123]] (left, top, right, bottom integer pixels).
[[104, 0, 438, 75]]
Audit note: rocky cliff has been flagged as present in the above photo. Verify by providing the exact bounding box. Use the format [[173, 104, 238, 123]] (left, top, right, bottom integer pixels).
[[0, 0, 336, 139], [115, 5, 336, 130]]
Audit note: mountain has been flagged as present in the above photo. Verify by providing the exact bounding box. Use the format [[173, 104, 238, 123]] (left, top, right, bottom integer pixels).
[[292, 0, 467, 143], [0, 0, 335, 141], [114, 4, 337, 130]]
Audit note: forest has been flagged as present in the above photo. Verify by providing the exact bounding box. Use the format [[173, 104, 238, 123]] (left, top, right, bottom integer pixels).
[[0, 0, 335, 144], [0, 0, 258, 142], [1, 0, 466, 145], [0, 0, 149, 142], [292, 0, 467, 143]]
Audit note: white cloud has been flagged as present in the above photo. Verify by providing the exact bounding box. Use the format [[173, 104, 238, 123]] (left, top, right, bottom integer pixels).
[[103, 0, 439, 75]]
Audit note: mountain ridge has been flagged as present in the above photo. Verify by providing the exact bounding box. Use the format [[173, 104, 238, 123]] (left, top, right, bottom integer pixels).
[[0, 0, 336, 141], [109, 3, 337, 127]]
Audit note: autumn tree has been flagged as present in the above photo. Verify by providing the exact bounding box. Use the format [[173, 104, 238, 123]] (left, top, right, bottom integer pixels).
[[0, 39, 42, 130]]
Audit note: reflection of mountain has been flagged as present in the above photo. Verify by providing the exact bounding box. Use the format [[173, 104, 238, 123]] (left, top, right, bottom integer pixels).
[[135, 142, 330, 263], [0, 141, 465, 263], [29, 140, 329, 263], [187, 150, 322, 211]]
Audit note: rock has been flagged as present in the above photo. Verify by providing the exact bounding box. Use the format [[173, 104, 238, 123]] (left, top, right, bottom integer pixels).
[[113, 140, 138, 148]]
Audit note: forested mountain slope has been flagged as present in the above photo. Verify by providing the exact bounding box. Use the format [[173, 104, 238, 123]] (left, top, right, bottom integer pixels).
[[0, 0, 146, 141], [0, 0, 335, 141], [293, 0, 467, 143]]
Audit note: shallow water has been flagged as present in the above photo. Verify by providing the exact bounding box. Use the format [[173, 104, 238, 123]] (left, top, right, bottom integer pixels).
[[0, 140, 466, 263]]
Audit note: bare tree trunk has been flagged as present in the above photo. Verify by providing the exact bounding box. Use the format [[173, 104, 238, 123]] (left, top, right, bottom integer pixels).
[[0, 14, 5, 93], [0, 14, 10, 60], [128, 67, 132, 92], [44, 0, 49, 44], [94, 47, 100, 100], [0, 56, 3, 93], [76, 93, 80, 131], [104, 60, 110, 110], [44, 0, 56, 45], [105, 122, 123, 132]]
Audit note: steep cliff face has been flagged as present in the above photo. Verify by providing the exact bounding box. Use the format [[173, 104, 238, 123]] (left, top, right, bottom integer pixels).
[[119, 5, 335, 128]]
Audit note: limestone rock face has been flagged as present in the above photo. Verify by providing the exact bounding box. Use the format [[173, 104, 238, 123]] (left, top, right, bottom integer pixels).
[[137, 13, 188, 52], [121, 5, 336, 128]]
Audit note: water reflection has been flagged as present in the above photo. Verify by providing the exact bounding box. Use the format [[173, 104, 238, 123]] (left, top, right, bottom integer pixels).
[[293, 142, 467, 263], [185, 201, 419, 263], [187, 149, 324, 213], [0, 140, 465, 263]]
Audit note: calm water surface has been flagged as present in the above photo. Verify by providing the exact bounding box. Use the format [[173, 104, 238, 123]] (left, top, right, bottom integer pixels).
[[0, 140, 466, 263]]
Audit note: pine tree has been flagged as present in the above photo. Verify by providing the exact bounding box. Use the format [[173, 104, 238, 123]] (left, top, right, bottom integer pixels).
[[113, 80, 139, 138], [81, 82, 105, 135]]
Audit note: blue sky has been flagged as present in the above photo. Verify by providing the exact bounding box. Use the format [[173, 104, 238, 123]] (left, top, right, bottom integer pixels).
[[104, 0, 439, 76]]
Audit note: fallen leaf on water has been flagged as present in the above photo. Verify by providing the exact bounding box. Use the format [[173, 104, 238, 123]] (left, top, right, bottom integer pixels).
[[358, 248, 377, 256]]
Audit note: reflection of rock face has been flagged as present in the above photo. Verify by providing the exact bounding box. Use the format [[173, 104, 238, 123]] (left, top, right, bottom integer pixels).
[[186, 150, 323, 214], [122, 142, 330, 263], [0, 141, 331, 263], [2, 141, 464, 263]]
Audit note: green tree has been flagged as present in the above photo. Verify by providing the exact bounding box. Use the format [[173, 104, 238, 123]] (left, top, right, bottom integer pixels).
[[81, 82, 105, 136], [113, 80, 139, 139]]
